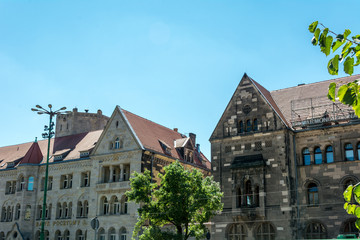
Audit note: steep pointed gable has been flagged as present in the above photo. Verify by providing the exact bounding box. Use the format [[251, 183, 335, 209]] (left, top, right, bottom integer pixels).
[[19, 141, 43, 165], [91, 106, 144, 156], [210, 73, 289, 141]]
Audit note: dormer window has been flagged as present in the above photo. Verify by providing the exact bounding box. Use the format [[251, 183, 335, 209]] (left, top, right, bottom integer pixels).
[[6, 162, 15, 168], [115, 138, 120, 149], [159, 140, 171, 156], [54, 155, 63, 161], [80, 151, 90, 158]]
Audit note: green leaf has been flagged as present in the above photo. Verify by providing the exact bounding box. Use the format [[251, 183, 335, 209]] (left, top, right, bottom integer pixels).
[[328, 82, 337, 101], [344, 57, 354, 75], [332, 40, 345, 52], [354, 102, 360, 117], [312, 28, 321, 46], [353, 183, 360, 204], [327, 55, 339, 75], [344, 29, 351, 40], [319, 29, 329, 55], [347, 204, 357, 214], [308, 21, 318, 33], [344, 184, 353, 202], [324, 36, 333, 56], [342, 42, 353, 55], [352, 35, 360, 43], [355, 207, 360, 218], [338, 84, 356, 105], [356, 219, 360, 230], [344, 202, 349, 210]]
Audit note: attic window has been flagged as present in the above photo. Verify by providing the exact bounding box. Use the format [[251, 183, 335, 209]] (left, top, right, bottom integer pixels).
[[6, 162, 15, 168], [159, 140, 171, 156], [54, 155, 63, 161], [80, 151, 90, 158]]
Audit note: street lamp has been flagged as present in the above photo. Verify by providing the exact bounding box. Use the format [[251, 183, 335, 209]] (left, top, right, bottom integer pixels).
[[31, 104, 68, 240]]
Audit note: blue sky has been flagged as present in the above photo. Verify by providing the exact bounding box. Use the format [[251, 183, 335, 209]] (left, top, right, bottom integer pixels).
[[1, 0, 359, 159]]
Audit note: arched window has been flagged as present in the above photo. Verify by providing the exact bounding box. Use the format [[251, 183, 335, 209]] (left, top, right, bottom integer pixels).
[[115, 138, 120, 149], [345, 143, 354, 161], [55, 230, 62, 240], [343, 178, 356, 191], [121, 196, 128, 214], [314, 147, 322, 164], [7, 206, 12, 221], [19, 176, 25, 191], [228, 223, 247, 240], [84, 201, 89, 217], [46, 204, 51, 219], [0, 232, 5, 240], [305, 222, 327, 239], [15, 204, 21, 220], [236, 187, 241, 208], [109, 228, 116, 240], [44, 231, 49, 240], [307, 183, 319, 206], [35, 231, 40, 240], [77, 202, 83, 217], [253, 118, 258, 131], [76, 230, 84, 240], [37, 205, 42, 220], [325, 146, 334, 163], [98, 228, 105, 240], [101, 197, 109, 215], [57, 203, 62, 219], [111, 196, 120, 215], [341, 219, 358, 236], [64, 230, 70, 240], [255, 222, 276, 240], [244, 180, 253, 206], [63, 202, 68, 218], [238, 121, 243, 133], [246, 120, 252, 132], [302, 148, 311, 165], [28, 176, 34, 191], [254, 186, 260, 207], [120, 227, 127, 240]]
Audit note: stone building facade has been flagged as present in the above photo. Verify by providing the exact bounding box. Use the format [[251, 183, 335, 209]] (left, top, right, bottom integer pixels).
[[210, 74, 360, 239], [0, 106, 210, 240]]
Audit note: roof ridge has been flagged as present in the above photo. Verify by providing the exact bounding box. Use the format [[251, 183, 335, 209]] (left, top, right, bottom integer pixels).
[[271, 74, 360, 93], [122, 109, 183, 136]]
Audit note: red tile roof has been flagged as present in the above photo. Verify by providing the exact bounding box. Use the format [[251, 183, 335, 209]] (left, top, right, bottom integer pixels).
[[19, 141, 43, 165]]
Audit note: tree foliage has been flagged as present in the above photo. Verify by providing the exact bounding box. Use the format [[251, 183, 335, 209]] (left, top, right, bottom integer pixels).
[[343, 184, 360, 229], [126, 161, 223, 240], [309, 21, 360, 116]]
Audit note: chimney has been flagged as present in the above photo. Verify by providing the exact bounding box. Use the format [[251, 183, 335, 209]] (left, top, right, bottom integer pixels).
[[189, 133, 196, 146], [173, 128, 178, 132]]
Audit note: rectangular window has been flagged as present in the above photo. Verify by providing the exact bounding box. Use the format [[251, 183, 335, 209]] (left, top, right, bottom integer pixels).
[[60, 174, 73, 189], [81, 172, 90, 187]]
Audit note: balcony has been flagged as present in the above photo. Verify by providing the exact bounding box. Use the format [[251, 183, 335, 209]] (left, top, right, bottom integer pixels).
[[96, 181, 130, 191]]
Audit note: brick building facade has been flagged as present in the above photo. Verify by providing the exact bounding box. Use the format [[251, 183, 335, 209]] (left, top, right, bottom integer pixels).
[[210, 74, 360, 239]]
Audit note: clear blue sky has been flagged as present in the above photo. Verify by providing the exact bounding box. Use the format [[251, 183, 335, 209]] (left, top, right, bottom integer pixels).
[[1, 0, 359, 159]]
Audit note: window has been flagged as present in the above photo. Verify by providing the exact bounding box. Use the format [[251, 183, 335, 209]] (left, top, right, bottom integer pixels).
[[307, 183, 319, 206], [28, 176, 34, 191], [120, 227, 127, 240], [57, 203, 62, 219], [342, 219, 358, 236], [314, 147, 322, 164], [345, 143, 354, 161], [76, 230, 85, 240], [225, 146, 231, 153], [98, 228, 105, 240], [55, 230, 62, 240], [77, 202, 83, 218], [236, 187, 242, 208], [325, 146, 334, 163], [19, 176, 25, 191], [255, 222, 276, 240], [111, 196, 120, 215], [41, 177, 53, 191], [61, 174, 73, 189], [37, 205, 42, 220], [303, 148, 311, 165], [115, 138, 120, 149], [228, 223, 247, 240], [246, 120, 252, 132], [121, 196, 128, 214], [5, 181, 16, 194], [238, 121, 243, 133], [81, 172, 90, 187], [253, 118, 258, 131], [64, 230, 70, 240], [6, 206, 12, 221], [101, 197, 109, 215], [244, 180, 253, 206], [109, 228, 116, 240], [254, 186, 260, 207], [1, 207, 6, 222], [358, 143, 360, 160], [15, 204, 20, 220], [305, 222, 327, 239]]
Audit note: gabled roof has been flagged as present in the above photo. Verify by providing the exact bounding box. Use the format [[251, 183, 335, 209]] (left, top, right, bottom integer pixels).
[[19, 141, 43, 165]]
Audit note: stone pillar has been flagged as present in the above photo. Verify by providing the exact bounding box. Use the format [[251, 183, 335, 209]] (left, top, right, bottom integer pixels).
[[109, 166, 114, 182], [120, 164, 124, 182], [100, 167, 105, 183]]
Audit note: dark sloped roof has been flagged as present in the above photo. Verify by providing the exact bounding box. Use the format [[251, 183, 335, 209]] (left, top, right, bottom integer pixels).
[[19, 141, 43, 165]]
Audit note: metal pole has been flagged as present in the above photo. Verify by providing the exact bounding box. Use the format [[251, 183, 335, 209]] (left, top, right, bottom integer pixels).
[[40, 114, 53, 240]]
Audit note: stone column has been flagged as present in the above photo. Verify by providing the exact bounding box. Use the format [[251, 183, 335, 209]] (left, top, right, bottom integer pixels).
[[109, 166, 114, 182], [120, 164, 124, 182]]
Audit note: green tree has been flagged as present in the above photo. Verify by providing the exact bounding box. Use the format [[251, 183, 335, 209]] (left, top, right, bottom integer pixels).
[[309, 21, 360, 116], [343, 184, 360, 229], [126, 161, 223, 240]]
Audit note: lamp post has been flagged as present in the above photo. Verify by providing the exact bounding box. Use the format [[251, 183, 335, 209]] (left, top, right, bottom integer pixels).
[[31, 104, 68, 240]]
